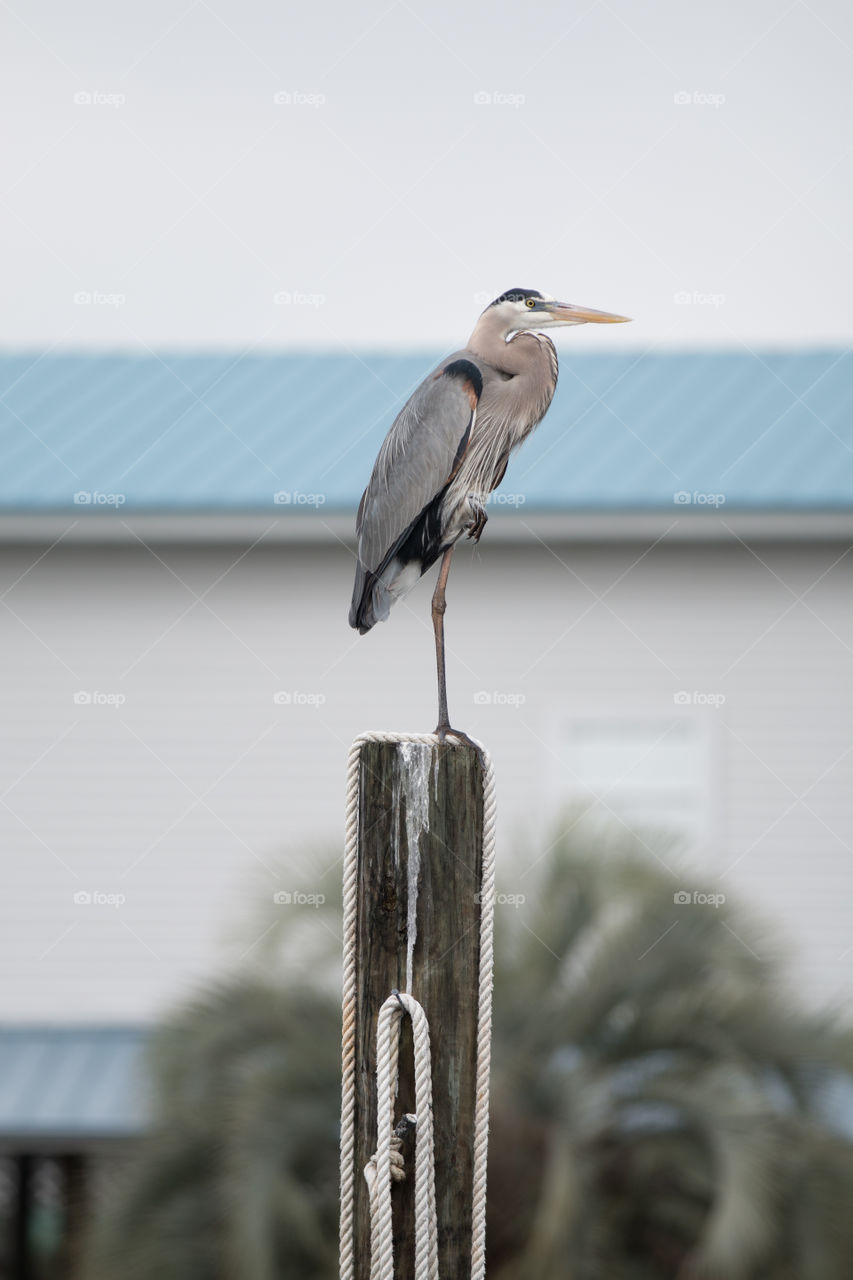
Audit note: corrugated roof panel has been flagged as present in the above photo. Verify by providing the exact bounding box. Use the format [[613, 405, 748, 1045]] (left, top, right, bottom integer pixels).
[[0, 1027, 150, 1138], [0, 350, 851, 511]]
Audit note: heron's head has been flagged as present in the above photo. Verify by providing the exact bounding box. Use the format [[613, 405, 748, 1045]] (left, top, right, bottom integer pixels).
[[485, 288, 631, 334]]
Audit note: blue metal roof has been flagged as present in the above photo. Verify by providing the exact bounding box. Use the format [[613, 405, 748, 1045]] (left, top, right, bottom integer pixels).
[[0, 349, 851, 511], [0, 1026, 150, 1141]]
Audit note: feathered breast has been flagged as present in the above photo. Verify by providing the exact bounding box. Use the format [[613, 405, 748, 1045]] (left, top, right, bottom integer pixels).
[[454, 333, 558, 498]]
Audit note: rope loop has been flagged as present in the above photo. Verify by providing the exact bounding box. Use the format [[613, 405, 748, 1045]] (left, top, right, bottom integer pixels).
[[367, 992, 437, 1280]]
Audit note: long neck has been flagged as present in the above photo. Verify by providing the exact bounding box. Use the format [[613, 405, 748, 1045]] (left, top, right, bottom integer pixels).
[[467, 309, 556, 380], [467, 308, 523, 373], [466, 310, 559, 445]]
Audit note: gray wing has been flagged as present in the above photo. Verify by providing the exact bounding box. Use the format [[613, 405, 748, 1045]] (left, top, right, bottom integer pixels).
[[349, 359, 480, 629]]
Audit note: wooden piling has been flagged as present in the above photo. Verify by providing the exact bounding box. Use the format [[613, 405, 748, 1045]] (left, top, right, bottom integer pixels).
[[351, 738, 485, 1279]]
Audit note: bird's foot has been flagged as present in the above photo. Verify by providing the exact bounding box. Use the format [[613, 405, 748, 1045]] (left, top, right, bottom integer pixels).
[[435, 722, 481, 752], [466, 500, 488, 542]]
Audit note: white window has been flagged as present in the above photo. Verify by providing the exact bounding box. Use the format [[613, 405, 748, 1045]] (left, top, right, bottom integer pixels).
[[557, 716, 712, 850]]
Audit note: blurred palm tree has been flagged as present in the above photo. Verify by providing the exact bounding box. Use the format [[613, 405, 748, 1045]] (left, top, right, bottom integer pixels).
[[80, 818, 853, 1280], [81, 982, 341, 1280], [489, 819, 853, 1279]]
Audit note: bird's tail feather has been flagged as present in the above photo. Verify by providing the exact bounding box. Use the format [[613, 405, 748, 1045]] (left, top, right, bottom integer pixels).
[[348, 582, 391, 634], [348, 557, 420, 633]]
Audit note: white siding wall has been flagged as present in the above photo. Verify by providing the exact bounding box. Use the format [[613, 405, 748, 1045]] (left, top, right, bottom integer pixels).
[[1, 535, 851, 1018]]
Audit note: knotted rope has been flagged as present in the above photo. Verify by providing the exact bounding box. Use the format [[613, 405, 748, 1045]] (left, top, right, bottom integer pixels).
[[340, 731, 497, 1280]]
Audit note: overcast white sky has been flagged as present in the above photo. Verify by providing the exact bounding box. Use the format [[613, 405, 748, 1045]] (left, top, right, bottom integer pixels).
[[2, 0, 852, 352]]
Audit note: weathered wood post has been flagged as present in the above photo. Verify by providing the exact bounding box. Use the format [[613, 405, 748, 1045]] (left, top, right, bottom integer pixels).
[[345, 736, 488, 1279]]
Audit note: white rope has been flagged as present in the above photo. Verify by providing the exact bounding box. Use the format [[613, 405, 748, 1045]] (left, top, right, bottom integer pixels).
[[340, 731, 497, 1280], [368, 992, 437, 1280]]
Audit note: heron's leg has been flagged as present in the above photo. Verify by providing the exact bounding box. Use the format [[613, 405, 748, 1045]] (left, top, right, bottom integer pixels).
[[431, 547, 479, 751], [431, 547, 454, 732]]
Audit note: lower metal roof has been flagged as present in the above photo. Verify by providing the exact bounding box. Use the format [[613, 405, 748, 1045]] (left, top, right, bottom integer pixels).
[[0, 1026, 150, 1146]]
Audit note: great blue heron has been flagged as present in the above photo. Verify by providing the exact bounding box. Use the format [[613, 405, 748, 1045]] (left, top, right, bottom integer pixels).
[[349, 288, 630, 741]]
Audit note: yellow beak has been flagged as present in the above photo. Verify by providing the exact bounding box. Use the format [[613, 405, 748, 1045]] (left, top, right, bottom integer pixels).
[[545, 301, 632, 324]]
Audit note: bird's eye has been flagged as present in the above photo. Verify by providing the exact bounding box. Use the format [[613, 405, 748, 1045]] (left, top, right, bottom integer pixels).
[[525, 297, 536, 309]]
